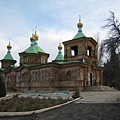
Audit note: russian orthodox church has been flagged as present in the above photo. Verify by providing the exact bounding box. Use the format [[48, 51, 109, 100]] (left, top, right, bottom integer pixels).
[[0, 19, 103, 92]]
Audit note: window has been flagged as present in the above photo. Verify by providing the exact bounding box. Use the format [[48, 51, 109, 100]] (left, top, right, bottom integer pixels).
[[55, 71, 58, 80], [87, 46, 92, 56], [41, 57, 46, 63], [71, 46, 78, 56], [20, 56, 24, 63], [46, 71, 49, 80], [35, 72, 37, 81], [71, 50, 75, 56]]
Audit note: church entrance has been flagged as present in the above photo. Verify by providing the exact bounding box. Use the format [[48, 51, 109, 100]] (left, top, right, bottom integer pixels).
[[90, 73, 93, 86]]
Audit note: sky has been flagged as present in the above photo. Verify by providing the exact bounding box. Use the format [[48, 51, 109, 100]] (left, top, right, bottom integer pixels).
[[0, 0, 120, 66]]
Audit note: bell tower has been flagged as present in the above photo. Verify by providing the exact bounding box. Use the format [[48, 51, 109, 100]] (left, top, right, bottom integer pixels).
[[63, 18, 98, 63]]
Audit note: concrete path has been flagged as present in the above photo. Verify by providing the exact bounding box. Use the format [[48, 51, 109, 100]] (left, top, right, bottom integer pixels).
[[75, 91, 120, 103], [0, 92, 120, 120]]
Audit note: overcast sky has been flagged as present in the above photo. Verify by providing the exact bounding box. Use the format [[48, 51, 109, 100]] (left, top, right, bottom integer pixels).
[[0, 0, 120, 66]]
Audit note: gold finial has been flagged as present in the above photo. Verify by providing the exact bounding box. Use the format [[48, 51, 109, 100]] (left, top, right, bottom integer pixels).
[[34, 27, 39, 39], [35, 26, 37, 31], [77, 15, 83, 27], [7, 42, 12, 49], [58, 40, 62, 49], [79, 15, 81, 22], [34, 31, 39, 39]]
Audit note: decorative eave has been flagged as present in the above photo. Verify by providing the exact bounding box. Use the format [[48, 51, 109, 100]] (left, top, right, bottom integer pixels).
[[19, 51, 50, 58], [0, 59, 17, 63], [63, 37, 98, 45]]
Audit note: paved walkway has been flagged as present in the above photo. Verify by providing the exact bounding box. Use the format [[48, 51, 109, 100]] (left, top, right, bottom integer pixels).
[[0, 92, 120, 120], [76, 92, 120, 103]]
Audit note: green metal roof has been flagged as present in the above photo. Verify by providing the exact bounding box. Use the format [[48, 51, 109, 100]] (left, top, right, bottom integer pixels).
[[0, 68, 4, 71], [24, 44, 45, 54], [18, 60, 92, 68], [56, 60, 81, 65], [73, 31, 86, 39], [3, 52, 14, 60], [24, 45, 38, 53], [11, 65, 19, 69], [55, 53, 64, 60], [55, 60, 91, 65], [34, 44, 45, 53], [86, 61, 92, 65]]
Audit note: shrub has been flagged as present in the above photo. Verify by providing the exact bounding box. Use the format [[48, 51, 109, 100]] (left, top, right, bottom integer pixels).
[[72, 90, 80, 99], [0, 96, 69, 112]]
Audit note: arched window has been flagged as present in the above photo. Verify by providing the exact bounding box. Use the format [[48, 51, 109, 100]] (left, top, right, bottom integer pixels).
[[21, 73, 24, 82], [39, 72, 42, 81], [87, 46, 92, 56], [71, 46, 78, 56], [41, 71, 43, 80], [32, 71, 35, 82], [66, 71, 71, 80], [35, 71, 37, 81], [46, 71, 49, 80], [55, 71, 59, 80]]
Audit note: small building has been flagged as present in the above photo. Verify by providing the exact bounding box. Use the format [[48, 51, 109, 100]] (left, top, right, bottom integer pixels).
[[0, 19, 103, 92]]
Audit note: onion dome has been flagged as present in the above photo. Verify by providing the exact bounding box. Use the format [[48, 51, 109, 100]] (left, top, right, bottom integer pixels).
[[34, 31, 39, 39], [58, 43, 62, 49], [54, 42, 64, 61], [73, 17, 86, 39], [7, 42, 12, 49], [30, 34, 36, 41], [77, 19, 83, 27]]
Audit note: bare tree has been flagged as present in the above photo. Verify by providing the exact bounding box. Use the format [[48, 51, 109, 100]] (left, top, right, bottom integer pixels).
[[94, 32, 104, 66], [100, 11, 120, 89]]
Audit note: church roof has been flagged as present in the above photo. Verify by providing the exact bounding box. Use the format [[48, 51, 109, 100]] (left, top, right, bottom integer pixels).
[[34, 44, 45, 53], [10, 65, 19, 69], [73, 18, 86, 39], [55, 52, 64, 60], [23, 31, 45, 54], [56, 60, 91, 65], [24, 44, 45, 54], [73, 31, 86, 39], [54, 42, 64, 61], [3, 52, 14, 60], [2, 42, 15, 61]]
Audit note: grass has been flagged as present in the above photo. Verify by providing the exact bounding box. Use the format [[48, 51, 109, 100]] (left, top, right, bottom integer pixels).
[[0, 95, 69, 112]]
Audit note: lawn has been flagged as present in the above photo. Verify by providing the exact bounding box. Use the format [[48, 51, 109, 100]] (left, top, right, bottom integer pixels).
[[0, 95, 69, 112]]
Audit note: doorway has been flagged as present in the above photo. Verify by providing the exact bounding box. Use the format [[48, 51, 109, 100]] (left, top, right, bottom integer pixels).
[[90, 73, 93, 86]]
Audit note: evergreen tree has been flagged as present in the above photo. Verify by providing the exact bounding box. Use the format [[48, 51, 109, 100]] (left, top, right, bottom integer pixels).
[[0, 75, 6, 97]]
